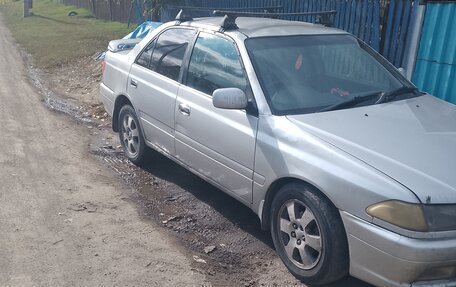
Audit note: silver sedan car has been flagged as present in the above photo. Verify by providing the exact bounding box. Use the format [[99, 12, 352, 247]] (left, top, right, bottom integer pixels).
[[100, 11, 456, 287]]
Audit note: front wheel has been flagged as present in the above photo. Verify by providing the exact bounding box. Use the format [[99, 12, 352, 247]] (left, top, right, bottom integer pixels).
[[270, 182, 349, 285], [118, 105, 150, 166]]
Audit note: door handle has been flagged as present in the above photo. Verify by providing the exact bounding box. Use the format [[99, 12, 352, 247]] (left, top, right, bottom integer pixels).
[[130, 79, 138, 88], [178, 103, 191, 116]]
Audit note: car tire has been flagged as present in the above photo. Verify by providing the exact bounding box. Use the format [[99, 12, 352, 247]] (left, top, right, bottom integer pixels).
[[118, 105, 150, 166], [270, 182, 349, 286]]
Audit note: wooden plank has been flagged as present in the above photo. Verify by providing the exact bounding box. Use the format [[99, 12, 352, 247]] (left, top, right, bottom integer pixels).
[[334, 0, 339, 27], [339, 0, 346, 29], [395, 0, 412, 66], [301, 0, 307, 22], [310, 0, 316, 23], [349, 0, 356, 34], [330, 0, 336, 25], [390, 0, 404, 65], [346, 0, 351, 32], [372, 0, 380, 51], [365, 0, 373, 45], [297, 0, 302, 21], [354, 0, 362, 37], [383, 0, 397, 60], [306, 0, 310, 22], [344, 0, 350, 30], [291, 0, 296, 20], [359, 0, 368, 41]]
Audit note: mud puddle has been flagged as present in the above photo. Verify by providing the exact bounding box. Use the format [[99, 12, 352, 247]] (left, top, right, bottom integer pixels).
[[27, 62, 90, 123], [90, 139, 295, 286], [24, 51, 111, 128]]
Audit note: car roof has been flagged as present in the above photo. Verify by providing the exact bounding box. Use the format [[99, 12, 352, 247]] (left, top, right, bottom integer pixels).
[[180, 16, 348, 38]]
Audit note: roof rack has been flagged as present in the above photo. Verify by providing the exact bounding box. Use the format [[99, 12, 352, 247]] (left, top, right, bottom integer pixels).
[[174, 6, 284, 25], [213, 10, 337, 29], [170, 5, 283, 12], [174, 9, 337, 30], [218, 14, 238, 31], [175, 9, 193, 24]]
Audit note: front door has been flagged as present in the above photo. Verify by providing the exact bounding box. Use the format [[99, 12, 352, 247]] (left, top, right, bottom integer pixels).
[[175, 32, 258, 204]]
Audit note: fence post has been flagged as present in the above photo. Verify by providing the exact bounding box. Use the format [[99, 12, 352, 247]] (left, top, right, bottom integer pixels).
[[91, 0, 97, 18], [23, 0, 33, 17], [109, 0, 114, 21]]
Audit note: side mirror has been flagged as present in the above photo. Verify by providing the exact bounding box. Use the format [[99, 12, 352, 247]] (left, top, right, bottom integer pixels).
[[212, 88, 248, 110], [398, 67, 406, 77]]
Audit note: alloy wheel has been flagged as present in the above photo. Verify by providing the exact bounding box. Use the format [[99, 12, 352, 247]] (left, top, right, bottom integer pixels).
[[278, 199, 322, 270], [121, 114, 140, 157]]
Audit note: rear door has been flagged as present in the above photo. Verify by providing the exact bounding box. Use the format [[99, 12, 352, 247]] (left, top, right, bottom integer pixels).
[[175, 32, 258, 204], [127, 28, 196, 155]]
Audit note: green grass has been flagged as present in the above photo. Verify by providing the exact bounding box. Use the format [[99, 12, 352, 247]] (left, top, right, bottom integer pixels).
[[0, 0, 133, 69]]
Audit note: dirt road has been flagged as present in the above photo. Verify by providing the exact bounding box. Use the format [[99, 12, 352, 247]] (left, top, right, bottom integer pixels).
[[0, 15, 205, 286]]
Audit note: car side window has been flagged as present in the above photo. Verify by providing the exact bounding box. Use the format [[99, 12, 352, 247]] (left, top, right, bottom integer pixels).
[[187, 32, 247, 96], [136, 40, 155, 68], [149, 28, 195, 81]]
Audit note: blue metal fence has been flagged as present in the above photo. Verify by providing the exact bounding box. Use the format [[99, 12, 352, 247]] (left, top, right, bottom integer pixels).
[[160, 0, 420, 68], [412, 3, 456, 104]]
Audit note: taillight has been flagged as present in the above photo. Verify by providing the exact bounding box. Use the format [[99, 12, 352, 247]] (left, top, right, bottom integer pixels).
[[101, 60, 106, 74]]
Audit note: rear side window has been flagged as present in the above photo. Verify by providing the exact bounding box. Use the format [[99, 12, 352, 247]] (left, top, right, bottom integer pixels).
[[186, 32, 247, 95], [136, 40, 155, 68], [150, 28, 195, 81]]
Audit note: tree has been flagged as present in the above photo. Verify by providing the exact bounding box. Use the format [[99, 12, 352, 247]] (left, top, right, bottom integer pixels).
[[142, 0, 183, 21]]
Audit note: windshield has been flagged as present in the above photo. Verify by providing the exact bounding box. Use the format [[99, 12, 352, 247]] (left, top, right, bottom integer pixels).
[[246, 34, 411, 115]]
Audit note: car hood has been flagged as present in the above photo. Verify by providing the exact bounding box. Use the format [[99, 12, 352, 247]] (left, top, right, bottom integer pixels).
[[287, 95, 456, 204]]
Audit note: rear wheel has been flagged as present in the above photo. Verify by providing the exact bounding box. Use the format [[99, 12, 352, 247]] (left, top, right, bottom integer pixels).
[[270, 182, 349, 285], [118, 105, 150, 165]]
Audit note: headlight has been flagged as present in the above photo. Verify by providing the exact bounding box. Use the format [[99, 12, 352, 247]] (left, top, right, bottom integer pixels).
[[366, 200, 428, 231], [366, 200, 456, 232]]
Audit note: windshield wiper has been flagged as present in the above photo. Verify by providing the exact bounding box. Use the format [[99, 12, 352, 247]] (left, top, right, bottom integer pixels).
[[319, 86, 420, 112], [375, 86, 419, 104], [318, 91, 382, 112]]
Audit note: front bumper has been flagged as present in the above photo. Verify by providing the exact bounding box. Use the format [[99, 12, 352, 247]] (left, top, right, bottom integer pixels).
[[341, 211, 456, 287]]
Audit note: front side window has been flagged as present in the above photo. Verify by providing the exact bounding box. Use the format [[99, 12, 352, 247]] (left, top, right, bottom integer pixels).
[[246, 35, 411, 115], [150, 28, 195, 81], [187, 32, 247, 95]]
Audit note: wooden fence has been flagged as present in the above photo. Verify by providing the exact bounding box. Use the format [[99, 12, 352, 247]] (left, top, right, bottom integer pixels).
[[56, 0, 143, 23], [58, 0, 420, 68], [162, 0, 420, 68]]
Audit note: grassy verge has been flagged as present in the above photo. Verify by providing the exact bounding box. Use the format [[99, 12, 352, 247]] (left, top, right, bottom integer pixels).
[[0, 0, 132, 69]]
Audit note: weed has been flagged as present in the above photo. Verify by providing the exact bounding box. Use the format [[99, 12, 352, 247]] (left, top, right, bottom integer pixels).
[[0, 0, 133, 69]]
